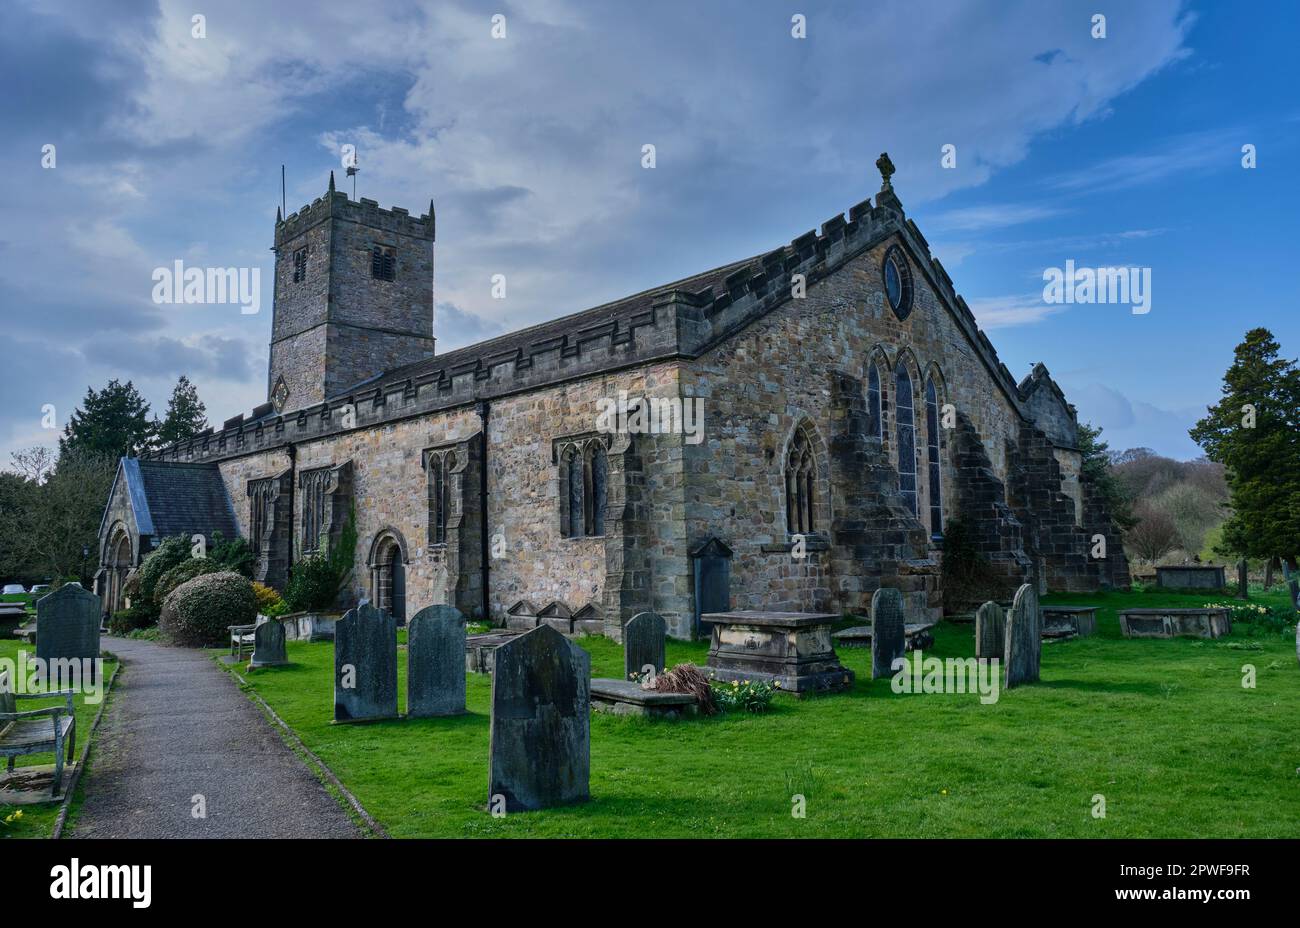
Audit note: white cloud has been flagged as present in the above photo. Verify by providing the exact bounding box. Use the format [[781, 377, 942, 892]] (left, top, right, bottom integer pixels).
[[967, 292, 1065, 329]]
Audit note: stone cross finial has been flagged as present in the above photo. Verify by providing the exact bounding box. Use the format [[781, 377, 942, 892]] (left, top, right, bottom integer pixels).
[[876, 152, 896, 189]]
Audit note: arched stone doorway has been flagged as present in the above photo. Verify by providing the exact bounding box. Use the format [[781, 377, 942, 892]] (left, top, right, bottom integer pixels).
[[368, 531, 407, 625], [105, 526, 133, 614]]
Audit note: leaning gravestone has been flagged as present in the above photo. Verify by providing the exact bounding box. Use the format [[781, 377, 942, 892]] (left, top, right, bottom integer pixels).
[[35, 584, 101, 666], [408, 605, 466, 718], [249, 618, 287, 668], [488, 623, 590, 812], [1003, 583, 1041, 689], [975, 600, 1005, 660], [333, 602, 398, 723], [623, 611, 667, 682], [870, 587, 906, 680], [1237, 559, 1249, 599]]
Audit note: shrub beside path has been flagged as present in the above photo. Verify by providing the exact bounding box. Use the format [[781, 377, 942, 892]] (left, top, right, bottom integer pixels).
[[71, 636, 360, 839]]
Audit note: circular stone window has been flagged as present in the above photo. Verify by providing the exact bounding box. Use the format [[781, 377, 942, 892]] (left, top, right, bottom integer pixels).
[[882, 245, 913, 320]]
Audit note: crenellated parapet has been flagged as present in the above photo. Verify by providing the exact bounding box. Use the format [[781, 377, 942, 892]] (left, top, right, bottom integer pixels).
[[146, 169, 1034, 467], [275, 189, 434, 248]]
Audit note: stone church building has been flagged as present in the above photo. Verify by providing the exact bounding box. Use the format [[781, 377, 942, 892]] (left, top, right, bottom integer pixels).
[[96, 157, 1130, 639]]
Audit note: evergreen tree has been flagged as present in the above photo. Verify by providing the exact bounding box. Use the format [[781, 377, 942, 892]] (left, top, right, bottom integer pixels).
[[60, 379, 157, 459], [1077, 421, 1136, 529], [156, 375, 209, 446], [1189, 328, 1300, 567]]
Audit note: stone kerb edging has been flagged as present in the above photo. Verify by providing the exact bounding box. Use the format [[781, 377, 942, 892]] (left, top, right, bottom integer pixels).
[[51, 659, 122, 840], [227, 665, 390, 838]]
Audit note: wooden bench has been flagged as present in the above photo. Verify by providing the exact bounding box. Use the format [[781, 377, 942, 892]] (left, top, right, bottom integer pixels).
[[0, 667, 77, 799], [229, 622, 258, 660]]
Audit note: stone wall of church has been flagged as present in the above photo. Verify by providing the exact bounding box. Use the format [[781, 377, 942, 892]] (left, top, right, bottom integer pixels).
[[1053, 447, 1084, 524], [213, 360, 689, 627], [680, 235, 1024, 618], [485, 361, 687, 629]]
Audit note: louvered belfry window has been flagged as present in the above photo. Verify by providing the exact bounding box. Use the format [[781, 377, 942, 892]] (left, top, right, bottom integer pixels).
[[371, 245, 396, 281]]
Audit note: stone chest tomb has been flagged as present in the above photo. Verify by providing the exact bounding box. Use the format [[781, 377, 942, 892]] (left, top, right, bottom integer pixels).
[[703, 610, 853, 695]]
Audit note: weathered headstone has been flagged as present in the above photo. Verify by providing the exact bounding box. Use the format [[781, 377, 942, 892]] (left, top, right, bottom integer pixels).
[[249, 618, 287, 668], [870, 587, 906, 680], [333, 602, 398, 723], [1003, 583, 1041, 689], [1236, 558, 1248, 599], [488, 623, 590, 812], [623, 611, 666, 682], [1288, 578, 1300, 612], [35, 584, 100, 666], [407, 604, 466, 718], [975, 600, 1005, 659]]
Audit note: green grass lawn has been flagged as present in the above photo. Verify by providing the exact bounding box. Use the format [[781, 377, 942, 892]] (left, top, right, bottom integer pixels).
[[0, 638, 117, 839], [222, 587, 1300, 838]]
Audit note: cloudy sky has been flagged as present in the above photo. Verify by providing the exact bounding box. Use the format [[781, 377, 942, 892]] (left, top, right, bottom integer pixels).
[[1, 0, 1296, 462]]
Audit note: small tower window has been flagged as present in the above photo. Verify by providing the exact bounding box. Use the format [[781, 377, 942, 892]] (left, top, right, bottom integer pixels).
[[371, 245, 396, 281], [292, 247, 308, 283]]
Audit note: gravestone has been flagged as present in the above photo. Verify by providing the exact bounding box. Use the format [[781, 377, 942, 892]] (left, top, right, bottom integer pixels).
[[691, 536, 732, 639], [870, 587, 906, 680], [1288, 579, 1300, 612], [623, 611, 666, 682], [1237, 559, 1248, 599], [249, 618, 287, 668], [975, 600, 1005, 660], [408, 604, 467, 718], [488, 624, 590, 812], [333, 602, 398, 723], [1003, 584, 1041, 689], [35, 584, 100, 666]]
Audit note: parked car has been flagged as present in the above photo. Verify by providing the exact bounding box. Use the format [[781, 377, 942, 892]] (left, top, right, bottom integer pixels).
[[28, 584, 50, 595], [2, 584, 26, 595]]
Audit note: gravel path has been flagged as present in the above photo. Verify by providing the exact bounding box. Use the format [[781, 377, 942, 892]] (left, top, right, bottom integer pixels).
[[71, 636, 360, 839]]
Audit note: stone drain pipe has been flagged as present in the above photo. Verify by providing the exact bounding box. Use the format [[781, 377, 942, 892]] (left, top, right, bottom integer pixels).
[[477, 400, 491, 623]]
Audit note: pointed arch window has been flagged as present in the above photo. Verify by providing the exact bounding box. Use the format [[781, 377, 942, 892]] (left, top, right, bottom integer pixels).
[[426, 450, 455, 546], [785, 428, 817, 534], [867, 362, 882, 439], [925, 377, 943, 538], [560, 438, 607, 538], [586, 444, 607, 536], [895, 363, 917, 515]]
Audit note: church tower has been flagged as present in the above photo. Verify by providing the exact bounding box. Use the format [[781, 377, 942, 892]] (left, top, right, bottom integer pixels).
[[269, 172, 436, 413]]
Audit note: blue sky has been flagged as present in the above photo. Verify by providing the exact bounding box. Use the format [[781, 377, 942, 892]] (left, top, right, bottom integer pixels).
[[0, 0, 1295, 462]]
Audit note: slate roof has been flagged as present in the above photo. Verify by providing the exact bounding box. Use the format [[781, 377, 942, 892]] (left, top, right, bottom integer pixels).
[[330, 255, 758, 402], [130, 460, 240, 541]]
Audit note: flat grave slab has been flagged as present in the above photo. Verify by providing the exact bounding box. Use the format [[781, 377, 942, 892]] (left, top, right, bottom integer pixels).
[[1155, 565, 1227, 590], [703, 610, 854, 695], [832, 621, 938, 649], [590, 678, 698, 718], [1041, 605, 1098, 640], [1118, 607, 1231, 640], [465, 630, 521, 674], [0, 763, 76, 806]]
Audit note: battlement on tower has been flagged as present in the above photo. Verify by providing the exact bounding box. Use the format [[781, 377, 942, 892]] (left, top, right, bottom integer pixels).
[[275, 189, 435, 247]]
